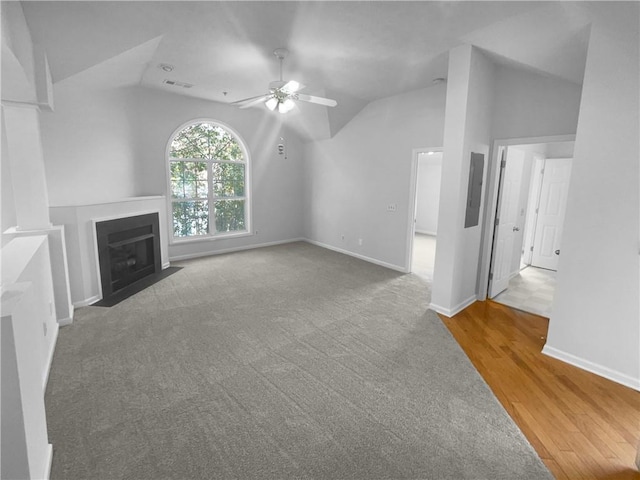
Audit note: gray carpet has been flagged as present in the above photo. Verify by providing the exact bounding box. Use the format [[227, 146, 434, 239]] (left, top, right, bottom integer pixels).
[[45, 242, 552, 480]]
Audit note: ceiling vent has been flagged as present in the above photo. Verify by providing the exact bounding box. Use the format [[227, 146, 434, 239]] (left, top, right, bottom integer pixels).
[[163, 79, 193, 89]]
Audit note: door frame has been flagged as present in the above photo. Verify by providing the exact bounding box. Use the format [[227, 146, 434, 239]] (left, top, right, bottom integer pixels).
[[477, 134, 575, 300], [521, 155, 546, 266], [405, 146, 443, 273], [487, 146, 508, 298]]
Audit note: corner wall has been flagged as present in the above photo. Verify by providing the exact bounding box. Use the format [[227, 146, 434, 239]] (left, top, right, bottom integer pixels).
[[543, 4, 640, 389], [303, 85, 447, 270], [430, 45, 495, 316]]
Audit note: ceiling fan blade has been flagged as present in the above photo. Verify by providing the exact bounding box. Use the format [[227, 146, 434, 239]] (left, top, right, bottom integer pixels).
[[281, 80, 304, 94], [231, 94, 271, 109], [295, 93, 337, 107], [231, 93, 269, 105]]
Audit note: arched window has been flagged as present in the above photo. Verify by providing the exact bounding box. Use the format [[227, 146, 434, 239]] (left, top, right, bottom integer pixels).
[[168, 121, 250, 240]]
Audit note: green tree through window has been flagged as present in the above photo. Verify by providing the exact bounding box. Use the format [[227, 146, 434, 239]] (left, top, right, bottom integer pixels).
[[169, 122, 249, 238]]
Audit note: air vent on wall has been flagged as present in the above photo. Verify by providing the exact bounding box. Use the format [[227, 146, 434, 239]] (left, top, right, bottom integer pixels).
[[163, 79, 193, 89]]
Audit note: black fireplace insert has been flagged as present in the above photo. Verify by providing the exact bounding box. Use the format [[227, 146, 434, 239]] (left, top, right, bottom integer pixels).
[[95, 213, 162, 304]]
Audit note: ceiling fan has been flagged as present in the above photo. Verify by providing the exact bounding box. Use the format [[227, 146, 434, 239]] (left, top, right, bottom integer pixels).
[[231, 48, 337, 113]]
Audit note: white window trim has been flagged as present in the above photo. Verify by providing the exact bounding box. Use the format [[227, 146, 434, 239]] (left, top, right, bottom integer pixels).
[[165, 119, 252, 244]]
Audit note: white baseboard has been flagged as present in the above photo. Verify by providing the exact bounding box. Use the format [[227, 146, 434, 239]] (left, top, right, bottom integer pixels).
[[162, 262, 171, 270], [57, 304, 74, 326], [303, 239, 406, 273], [43, 322, 59, 389], [44, 443, 53, 480], [542, 344, 640, 392], [74, 294, 101, 308], [169, 238, 306, 262], [58, 316, 73, 326], [429, 295, 477, 318]]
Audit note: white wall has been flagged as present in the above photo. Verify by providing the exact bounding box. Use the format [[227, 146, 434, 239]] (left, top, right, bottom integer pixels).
[[40, 85, 140, 206], [544, 4, 640, 390], [492, 64, 582, 140], [1, 119, 17, 238], [431, 45, 495, 316], [415, 153, 442, 236], [131, 87, 306, 260], [303, 85, 447, 270], [301, 54, 582, 286]]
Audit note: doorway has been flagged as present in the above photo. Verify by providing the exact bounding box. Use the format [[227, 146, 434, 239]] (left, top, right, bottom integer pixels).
[[408, 148, 442, 280], [487, 140, 574, 317]]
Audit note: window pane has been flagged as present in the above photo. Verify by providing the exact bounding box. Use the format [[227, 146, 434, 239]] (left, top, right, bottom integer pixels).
[[172, 201, 209, 236], [214, 130, 244, 162], [214, 200, 245, 232], [170, 123, 243, 161], [171, 162, 207, 199], [212, 163, 245, 198]]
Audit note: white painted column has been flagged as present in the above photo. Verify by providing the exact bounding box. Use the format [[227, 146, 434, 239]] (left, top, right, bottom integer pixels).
[[2, 104, 74, 325], [2, 105, 52, 231], [430, 45, 495, 317]]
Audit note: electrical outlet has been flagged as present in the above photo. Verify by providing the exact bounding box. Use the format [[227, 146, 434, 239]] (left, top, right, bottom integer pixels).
[[341, 234, 345, 241], [387, 204, 397, 212], [358, 238, 363, 246]]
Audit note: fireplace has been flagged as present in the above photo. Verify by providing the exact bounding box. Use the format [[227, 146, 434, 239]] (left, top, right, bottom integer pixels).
[[95, 213, 161, 304]]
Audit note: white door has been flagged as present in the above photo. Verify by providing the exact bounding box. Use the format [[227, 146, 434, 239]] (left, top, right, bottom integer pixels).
[[531, 158, 573, 271], [489, 149, 525, 298]]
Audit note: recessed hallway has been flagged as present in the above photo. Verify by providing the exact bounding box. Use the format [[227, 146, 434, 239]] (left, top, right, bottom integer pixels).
[[493, 266, 556, 318]]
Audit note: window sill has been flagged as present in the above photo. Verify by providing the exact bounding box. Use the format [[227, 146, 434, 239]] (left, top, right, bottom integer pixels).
[[169, 230, 253, 246]]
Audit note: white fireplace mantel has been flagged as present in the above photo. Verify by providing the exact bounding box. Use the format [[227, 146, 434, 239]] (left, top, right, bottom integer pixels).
[[50, 196, 170, 307]]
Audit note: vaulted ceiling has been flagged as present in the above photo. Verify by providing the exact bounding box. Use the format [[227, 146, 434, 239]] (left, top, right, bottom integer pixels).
[[20, 1, 592, 140]]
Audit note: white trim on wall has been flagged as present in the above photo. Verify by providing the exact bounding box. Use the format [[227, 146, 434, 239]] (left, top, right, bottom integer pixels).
[[73, 295, 101, 309], [43, 324, 59, 389], [170, 237, 305, 262], [429, 295, 477, 318], [171, 237, 405, 274], [306, 239, 406, 273], [542, 345, 640, 392]]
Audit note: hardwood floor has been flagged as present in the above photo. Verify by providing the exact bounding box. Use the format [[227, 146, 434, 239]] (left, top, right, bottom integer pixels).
[[440, 300, 640, 480]]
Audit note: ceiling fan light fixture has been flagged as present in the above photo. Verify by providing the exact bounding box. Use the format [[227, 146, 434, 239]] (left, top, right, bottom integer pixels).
[[265, 97, 278, 111], [279, 98, 296, 113], [283, 80, 300, 93], [232, 47, 336, 112]]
